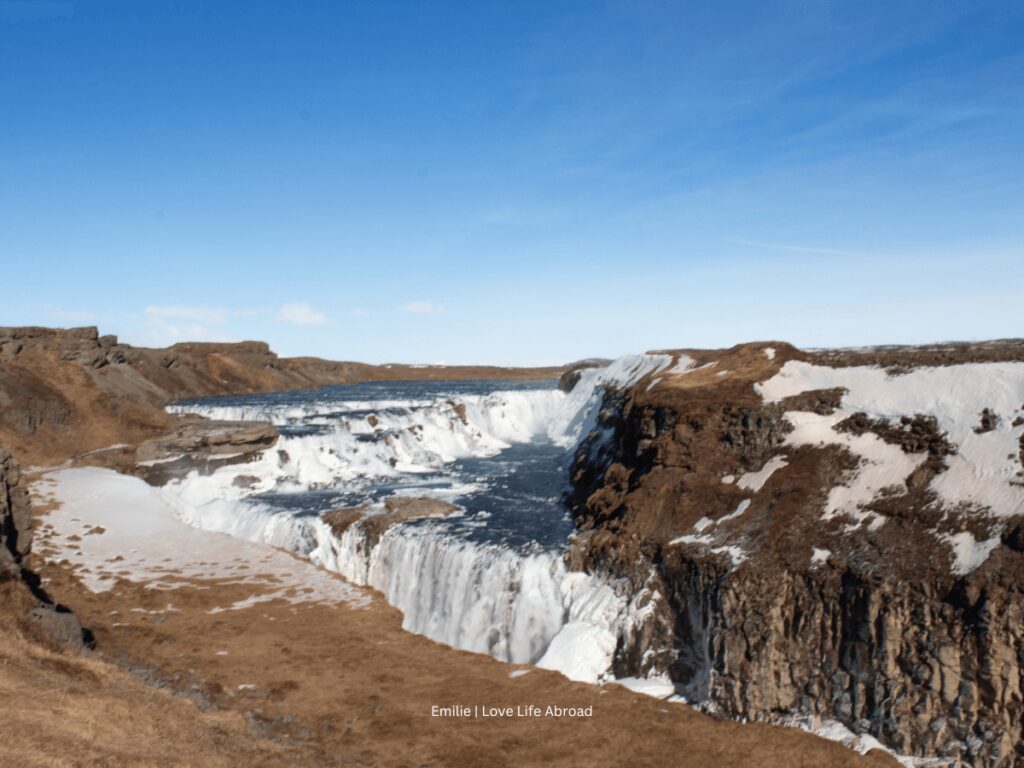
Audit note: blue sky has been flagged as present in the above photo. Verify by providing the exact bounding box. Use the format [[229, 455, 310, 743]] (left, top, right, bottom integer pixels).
[[1, 1, 1022, 364]]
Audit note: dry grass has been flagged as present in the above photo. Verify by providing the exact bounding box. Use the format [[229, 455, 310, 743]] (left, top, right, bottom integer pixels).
[[0, 584, 289, 768], [0, 558, 904, 768]]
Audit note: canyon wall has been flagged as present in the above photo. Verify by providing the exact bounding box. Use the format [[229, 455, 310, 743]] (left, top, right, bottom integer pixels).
[[1, 448, 32, 579], [566, 342, 1024, 767], [0, 325, 559, 466]]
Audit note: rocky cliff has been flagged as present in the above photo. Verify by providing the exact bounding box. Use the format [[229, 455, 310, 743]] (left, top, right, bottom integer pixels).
[[1, 446, 89, 649], [0, 325, 560, 466], [1, 448, 32, 579], [566, 341, 1024, 767]]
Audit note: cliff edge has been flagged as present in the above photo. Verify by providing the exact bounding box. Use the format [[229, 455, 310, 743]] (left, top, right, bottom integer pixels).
[[566, 340, 1024, 767]]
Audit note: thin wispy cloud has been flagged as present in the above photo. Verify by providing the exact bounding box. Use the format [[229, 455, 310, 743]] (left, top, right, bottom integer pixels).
[[145, 304, 229, 323], [275, 302, 329, 326], [734, 239, 873, 259], [399, 301, 444, 317], [351, 308, 369, 317], [142, 317, 231, 346]]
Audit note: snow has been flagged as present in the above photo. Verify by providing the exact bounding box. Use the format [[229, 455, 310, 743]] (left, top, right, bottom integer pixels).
[[612, 676, 678, 699], [763, 347, 776, 360], [32, 468, 369, 609], [783, 409, 924, 526], [669, 533, 711, 546], [811, 547, 831, 565], [737, 456, 788, 492], [781, 714, 939, 768], [690, 500, 750, 534], [943, 531, 1001, 576], [719, 499, 751, 524], [711, 545, 747, 566], [665, 355, 696, 375], [667, 533, 746, 567], [756, 361, 1024, 569]]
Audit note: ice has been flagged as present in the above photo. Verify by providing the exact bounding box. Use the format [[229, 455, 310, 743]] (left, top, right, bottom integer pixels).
[[536, 572, 629, 682], [154, 357, 678, 682]]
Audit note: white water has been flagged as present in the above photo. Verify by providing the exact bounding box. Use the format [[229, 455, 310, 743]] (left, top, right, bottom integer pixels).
[[161, 354, 675, 681]]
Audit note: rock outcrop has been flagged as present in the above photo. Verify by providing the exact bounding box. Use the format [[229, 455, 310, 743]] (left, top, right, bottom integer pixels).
[[133, 419, 279, 485], [1, 448, 32, 578], [567, 341, 1024, 767], [325, 496, 460, 554], [1, 447, 89, 649]]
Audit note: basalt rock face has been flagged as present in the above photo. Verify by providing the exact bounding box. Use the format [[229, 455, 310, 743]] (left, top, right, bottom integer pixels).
[[0, 446, 89, 649], [566, 342, 1024, 767], [1, 448, 33, 578]]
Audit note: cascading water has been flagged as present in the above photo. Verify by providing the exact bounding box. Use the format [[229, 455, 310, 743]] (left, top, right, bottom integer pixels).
[[160, 355, 673, 682]]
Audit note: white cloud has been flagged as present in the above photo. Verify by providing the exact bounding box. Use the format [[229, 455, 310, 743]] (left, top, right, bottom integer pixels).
[[350, 308, 369, 317], [275, 302, 329, 326], [399, 300, 444, 316], [145, 304, 229, 323], [142, 316, 231, 346]]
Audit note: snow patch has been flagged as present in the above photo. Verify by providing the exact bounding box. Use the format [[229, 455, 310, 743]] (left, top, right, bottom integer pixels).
[[612, 676, 679, 699], [737, 456, 788, 492], [666, 355, 696, 375], [944, 531, 1001, 576], [32, 468, 368, 609]]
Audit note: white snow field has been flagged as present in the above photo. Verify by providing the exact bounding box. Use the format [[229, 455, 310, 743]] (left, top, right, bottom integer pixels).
[[33, 467, 369, 610]]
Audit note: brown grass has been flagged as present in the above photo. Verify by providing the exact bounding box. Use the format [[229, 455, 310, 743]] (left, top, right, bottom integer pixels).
[[2, 551, 903, 768]]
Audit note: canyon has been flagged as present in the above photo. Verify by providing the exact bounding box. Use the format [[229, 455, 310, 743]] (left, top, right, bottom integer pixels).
[[5, 325, 1024, 766]]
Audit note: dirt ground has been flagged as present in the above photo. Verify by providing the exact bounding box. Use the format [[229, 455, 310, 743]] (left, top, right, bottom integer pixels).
[[6, 524, 901, 768]]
